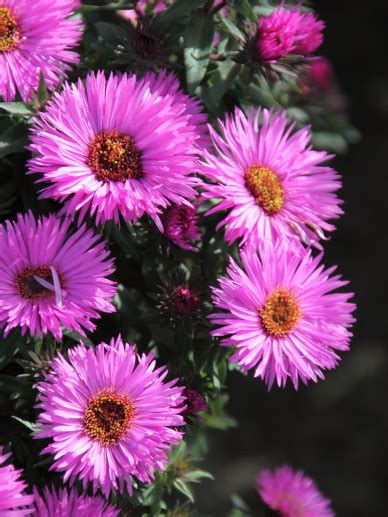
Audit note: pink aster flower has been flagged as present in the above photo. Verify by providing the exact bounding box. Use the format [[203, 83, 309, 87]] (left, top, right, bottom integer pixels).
[[32, 486, 119, 516], [0, 0, 82, 101], [0, 446, 34, 516], [201, 108, 342, 249], [0, 211, 116, 340], [257, 465, 334, 517], [35, 336, 185, 496], [256, 8, 298, 63], [162, 204, 201, 252], [182, 388, 208, 418], [255, 5, 324, 63], [28, 71, 207, 228], [210, 239, 355, 389], [306, 57, 335, 92]]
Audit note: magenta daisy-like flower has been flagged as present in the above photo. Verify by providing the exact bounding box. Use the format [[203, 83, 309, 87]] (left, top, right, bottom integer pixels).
[[28, 71, 207, 227], [201, 108, 342, 249], [255, 6, 324, 64], [0, 211, 116, 340], [32, 486, 118, 516], [210, 239, 355, 388], [0, 0, 82, 101], [35, 336, 185, 496], [162, 204, 201, 252], [0, 446, 34, 516], [257, 465, 334, 517]]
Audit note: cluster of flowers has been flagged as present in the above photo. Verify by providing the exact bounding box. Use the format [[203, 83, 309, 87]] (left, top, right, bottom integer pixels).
[[0, 0, 355, 515]]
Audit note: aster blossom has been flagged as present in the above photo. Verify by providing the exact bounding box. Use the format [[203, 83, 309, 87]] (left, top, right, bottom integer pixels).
[[0, 211, 116, 340], [182, 388, 208, 418], [0, 0, 82, 101], [35, 336, 185, 496], [32, 486, 119, 516], [257, 465, 334, 517], [28, 71, 207, 227], [210, 239, 355, 388], [155, 267, 204, 327], [0, 446, 34, 516], [201, 108, 342, 249], [162, 204, 201, 252], [255, 5, 324, 64]]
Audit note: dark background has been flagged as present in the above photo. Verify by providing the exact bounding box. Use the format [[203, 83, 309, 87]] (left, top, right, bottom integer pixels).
[[198, 3, 388, 515]]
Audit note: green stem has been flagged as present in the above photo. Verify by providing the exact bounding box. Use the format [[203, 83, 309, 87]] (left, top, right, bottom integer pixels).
[[77, 2, 135, 12]]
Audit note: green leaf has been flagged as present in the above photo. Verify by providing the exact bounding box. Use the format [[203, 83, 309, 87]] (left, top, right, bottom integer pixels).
[[184, 11, 215, 94], [231, 0, 256, 21], [0, 103, 33, 116], [287, 107, 309, 124], [184, 469, 214, 481], [36, 71, 49, 104], [206, 62, 241, 106], [161, 0, 205, 23], [220, 16, 245, 41], [11, 416, 37, 433], [0, 122, 28, 159], [311, 131, 349, 154], [173, 479, 195, 503], [95, 22, 127, 45], [0, 330, 21, 370], [77, 3, 136, 12], [63, 329, 94, 348]]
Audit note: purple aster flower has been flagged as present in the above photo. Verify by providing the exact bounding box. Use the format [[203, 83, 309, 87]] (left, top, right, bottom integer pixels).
[[255, 6, 324, 64], [201, 108, 342, 249], [162, 204, 201, 252], [35, 336, 185, 496], [182, 388, 208, 418], [257, 465, 334, 517], [0, 0, 82, 101], [155, 267, 205, 328], [32, 486, 119, 516], [210, 239, 355, 389], [0, 211, 116, 340], [0, 446, 34, 516], [28, 71, 207, 228]]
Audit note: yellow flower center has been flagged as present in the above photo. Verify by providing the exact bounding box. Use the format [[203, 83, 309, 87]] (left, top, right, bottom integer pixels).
[[260, 288, 301, 337], [244, 165, 284, 215], [0, 8, 19, 53], [87, 129, 143, 182], [83, 389, 134, 446]]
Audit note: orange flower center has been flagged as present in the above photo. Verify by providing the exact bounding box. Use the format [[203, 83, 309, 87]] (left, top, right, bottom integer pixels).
[[87, 130, 143, 182], [0, 8, 19, 52], [15, 266, 58, 300], [260, 288, 301, 337], [244, 165, 284, 215], [83, 389, 135, 446]]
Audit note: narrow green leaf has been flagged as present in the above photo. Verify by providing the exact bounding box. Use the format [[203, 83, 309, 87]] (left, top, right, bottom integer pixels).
[[0, 122, 28, 159], [231, 0, 256, 21], [0, 330, 21, 370], [208, 62, 240, 105], [11, 416, 37, 432], [0, 103, 33, 116], [184, 469, 215, 481], [184, 11, 215, 94], [311, 131, 349, 154], [95, 22, 127, 45], [161, 0, 204, 23], [220, 16, 245, 41], [173, 479, 195, 503], [36, 71, 48, 104], [63, 329, 94, 348]]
